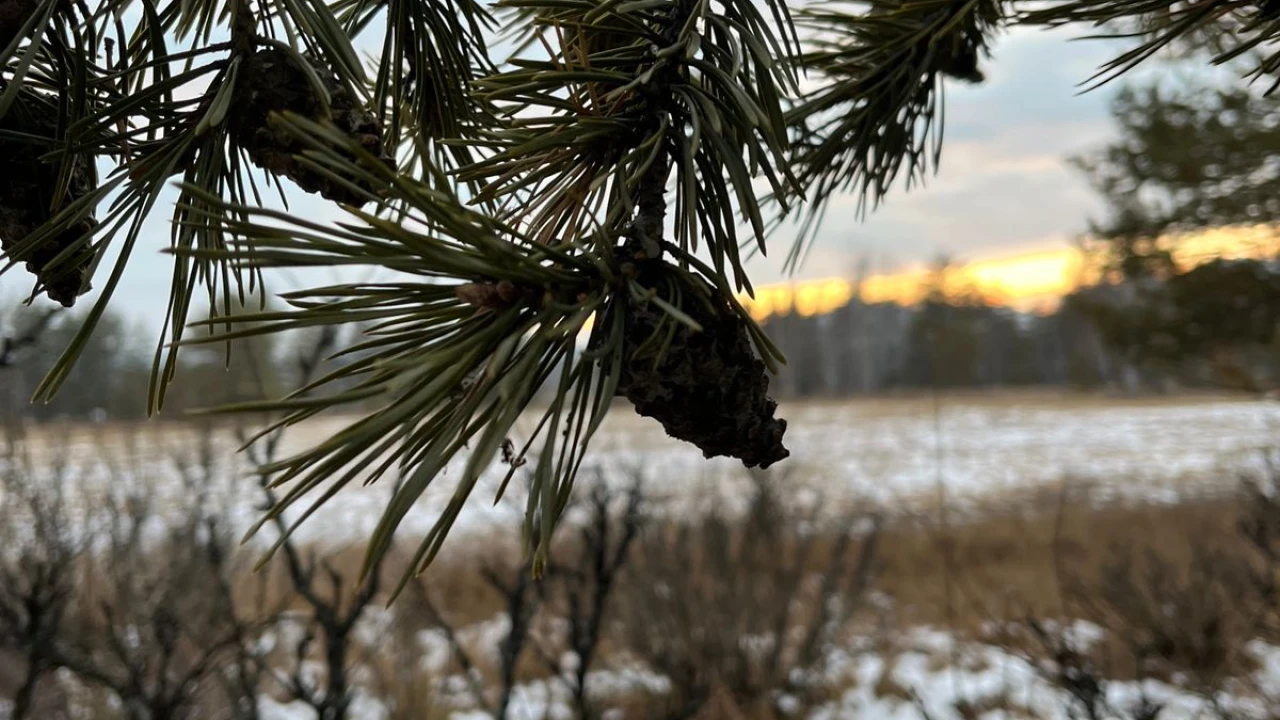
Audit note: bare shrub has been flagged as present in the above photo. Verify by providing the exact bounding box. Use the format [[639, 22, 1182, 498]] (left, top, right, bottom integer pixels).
[[0, 420, 279, 720], [62, 427, 275, 720], [994, 458, 1280, 720], [399, 470, 645, 720], [1083, 541, 1263, 686], [542, 474, 645, 720], [0, 424, 88, 719], [233, 323, 389, 720], [0, 415, 393, 720], [1066, 470, 1279, 693], [612, 468, 882, 720]]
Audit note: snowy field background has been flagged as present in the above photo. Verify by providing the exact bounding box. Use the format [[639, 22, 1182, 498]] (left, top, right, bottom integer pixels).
[[5, 392, 1280, 720], [9, 393, 1280, 549]]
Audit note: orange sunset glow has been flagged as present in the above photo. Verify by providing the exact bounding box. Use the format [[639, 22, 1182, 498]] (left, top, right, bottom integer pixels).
[[738, 224, 1280, 323]]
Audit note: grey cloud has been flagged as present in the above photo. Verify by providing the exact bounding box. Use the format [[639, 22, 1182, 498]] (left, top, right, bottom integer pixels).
[[746, 27, 1141, 285]]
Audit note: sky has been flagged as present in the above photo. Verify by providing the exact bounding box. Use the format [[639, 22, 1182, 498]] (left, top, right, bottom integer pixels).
[[756, 25, 1137, 282], [3, 23, 1156, 332]]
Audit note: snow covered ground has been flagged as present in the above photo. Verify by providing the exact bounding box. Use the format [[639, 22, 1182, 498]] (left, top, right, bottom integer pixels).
[[810, 626, 1280, 720], [8, 394, 1280, 720], [9, 394, 1280, 549], [259, 395, 1280, 548], [255, 617, 1280, 720]]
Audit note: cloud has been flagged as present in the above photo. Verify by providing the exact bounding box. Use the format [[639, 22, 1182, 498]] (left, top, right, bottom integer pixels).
[[747, 26, 1138, 286]]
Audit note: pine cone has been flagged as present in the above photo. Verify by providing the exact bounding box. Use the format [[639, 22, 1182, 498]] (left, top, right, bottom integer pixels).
[[938, 36, 985, 83], [0, 89, 98, 307], [0, 0, 40, 49], [228, 48, 394, 205], [869, 0, 990, 84], [616, 261, 789, 468]]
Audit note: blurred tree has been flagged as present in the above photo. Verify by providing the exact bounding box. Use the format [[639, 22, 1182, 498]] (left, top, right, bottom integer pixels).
[[164, 296, 285, 413], [1069, 63, 1280, 389], [1073, 78, 1280, 279], [1071, 258, 1280, 391], [0, 304, 150, 422]]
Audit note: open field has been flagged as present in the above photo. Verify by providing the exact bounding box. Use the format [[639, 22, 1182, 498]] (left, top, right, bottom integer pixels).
[[8, 391, 1277, 549], [5, 391, 1280, 719]]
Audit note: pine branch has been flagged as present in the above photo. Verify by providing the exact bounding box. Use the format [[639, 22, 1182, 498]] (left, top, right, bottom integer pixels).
[[786, 0, 1002, 267]]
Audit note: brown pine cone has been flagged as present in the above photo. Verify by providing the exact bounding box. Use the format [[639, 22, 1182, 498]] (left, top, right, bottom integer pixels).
[[228, 47, 395, 205]]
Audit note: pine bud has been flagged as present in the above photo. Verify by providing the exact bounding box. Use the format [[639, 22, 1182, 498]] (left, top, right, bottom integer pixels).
[[455, 280, 530, 310]]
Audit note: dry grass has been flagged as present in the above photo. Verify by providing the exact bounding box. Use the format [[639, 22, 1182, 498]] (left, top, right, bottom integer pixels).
[[953, 690, 1033, 720], [865, 484, 1277, 694], [290, 483, 1271, 682], [332, 481, 1275, 718], [872, 491, 1247, 630], [3, 420, 1276, 720], [871, 659, 914, 703]]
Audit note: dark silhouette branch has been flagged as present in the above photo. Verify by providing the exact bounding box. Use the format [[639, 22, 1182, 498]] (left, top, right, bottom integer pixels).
[[237, 325, 381, 720], [0, 307, 58, 369]]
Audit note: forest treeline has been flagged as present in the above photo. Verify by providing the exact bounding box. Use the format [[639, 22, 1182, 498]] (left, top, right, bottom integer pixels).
[[1, 255, 1272, 425], [764, 260, 1280, 398]]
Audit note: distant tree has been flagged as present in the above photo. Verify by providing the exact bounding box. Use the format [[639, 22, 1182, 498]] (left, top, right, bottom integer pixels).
[[1069, 63, 1280, 389], [897, 258, 983, 388], [761, 311, 828, 398], [164, 297, 285, 414], [0, 304, 150, 422], [1071, 259, 1280, 392], [1073, 72, 1280, 279]]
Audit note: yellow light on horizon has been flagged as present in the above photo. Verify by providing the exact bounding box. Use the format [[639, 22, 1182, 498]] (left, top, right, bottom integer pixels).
[[740, 223, 1280, 323], [738, 278, 856, 321], [964, 249, 1086, 309], [584, 224, 1280, 330]]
